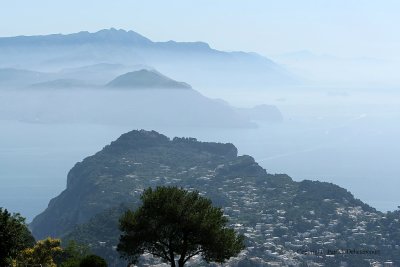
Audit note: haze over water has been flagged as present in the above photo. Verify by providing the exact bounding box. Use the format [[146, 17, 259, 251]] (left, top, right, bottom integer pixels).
[[1, 86, 399, 221]]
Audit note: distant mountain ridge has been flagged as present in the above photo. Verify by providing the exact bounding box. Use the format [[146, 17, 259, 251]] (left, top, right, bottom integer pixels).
[[0, 28, 212, 53], [0, 67, 282, 127], [0, 28, 152, 46], [0, 28, 298, 88], [106, 69, 191, 89]]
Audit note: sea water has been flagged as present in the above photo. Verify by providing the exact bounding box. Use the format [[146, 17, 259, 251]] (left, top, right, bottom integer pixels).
[[1, 89, 400, 221]]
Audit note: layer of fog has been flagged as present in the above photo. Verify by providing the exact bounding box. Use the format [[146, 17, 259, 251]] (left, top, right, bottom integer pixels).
[[0, 88, 285, 128], [1, 86, 400, 221], [272, 50, 400, 88]]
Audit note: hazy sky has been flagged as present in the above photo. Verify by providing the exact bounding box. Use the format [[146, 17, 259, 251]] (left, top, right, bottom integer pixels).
[[1, 0, 400, 59]]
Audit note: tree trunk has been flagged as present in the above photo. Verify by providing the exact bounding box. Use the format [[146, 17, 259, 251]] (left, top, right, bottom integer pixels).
[[169, 250, 176, 267], [178, 259, 185, 267]]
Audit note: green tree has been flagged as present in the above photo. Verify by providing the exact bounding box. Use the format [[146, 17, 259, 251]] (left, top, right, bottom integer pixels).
[[58, 240, 90, 267], [118, 186, 244, 267], [79, 254, 107, 267], [0, 208, 35, 266], [17, 237, 63, 267]]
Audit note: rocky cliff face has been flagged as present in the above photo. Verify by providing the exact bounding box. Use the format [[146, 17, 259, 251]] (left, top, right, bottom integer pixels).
[[30, 130, 400, 266], [30, 130, 240, 238]]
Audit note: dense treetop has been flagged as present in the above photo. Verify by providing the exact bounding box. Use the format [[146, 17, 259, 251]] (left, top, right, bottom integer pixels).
[[118, 187, 244, 267], [0, 208, 35, 266]]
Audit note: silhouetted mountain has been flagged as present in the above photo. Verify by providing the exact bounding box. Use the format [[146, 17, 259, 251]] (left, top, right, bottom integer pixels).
[[0, 28, 152, 47], [106, 69, 191, 89], [0, 87, 258, 127], [30, 130, 400, 266], [58, 63, 130, 83], [0, 29, 298, 88]]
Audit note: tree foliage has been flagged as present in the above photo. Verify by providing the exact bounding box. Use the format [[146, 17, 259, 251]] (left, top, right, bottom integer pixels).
[[79, 254, 107, 267], [0, 208, 35, 266], [118, 186, 244, 267], [17, 237, 63, 267], [58, 240, 91, 267]]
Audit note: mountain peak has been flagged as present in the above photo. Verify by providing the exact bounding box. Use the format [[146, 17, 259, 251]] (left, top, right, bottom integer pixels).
[[106, 69, 192, 89], [103, 130, 170, 153], [73, 28, 152, 44], [0, 28, 152, 46]]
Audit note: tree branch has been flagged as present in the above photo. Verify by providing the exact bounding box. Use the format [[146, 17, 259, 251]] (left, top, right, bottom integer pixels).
[[184, 249, 204, 263], [150, 241, 171, 262]]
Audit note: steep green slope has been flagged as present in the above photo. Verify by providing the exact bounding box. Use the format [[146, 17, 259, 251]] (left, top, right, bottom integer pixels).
[[30, 130, 238, 238]]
